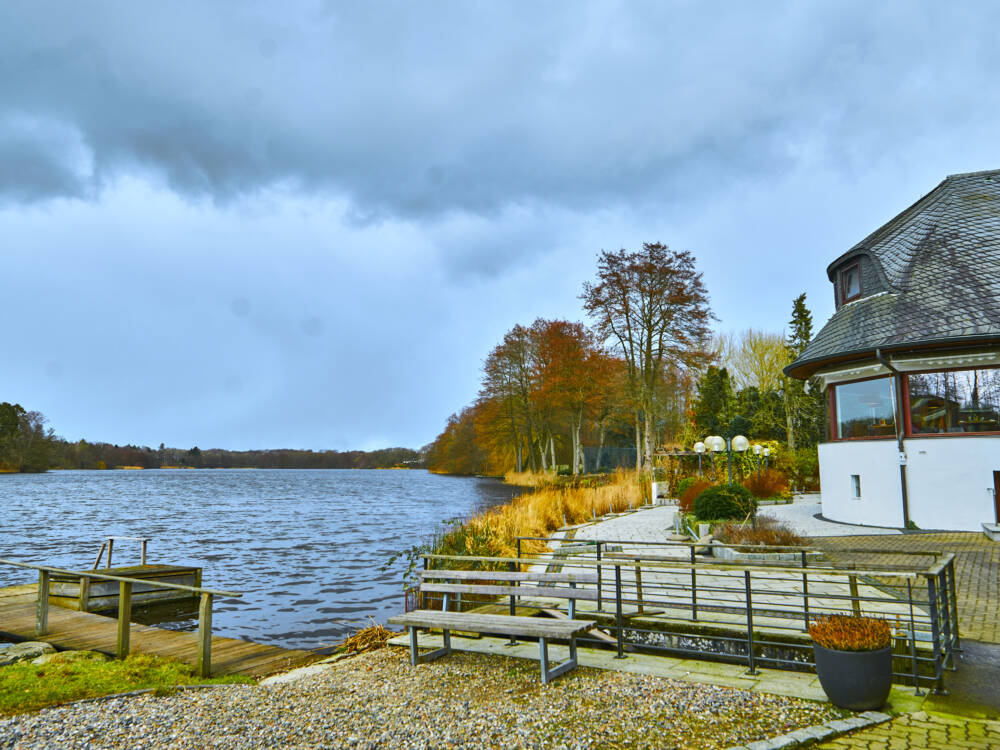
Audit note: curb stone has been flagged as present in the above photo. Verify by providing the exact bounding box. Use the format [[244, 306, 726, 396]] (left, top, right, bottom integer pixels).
[[725, 710, 892, 750]]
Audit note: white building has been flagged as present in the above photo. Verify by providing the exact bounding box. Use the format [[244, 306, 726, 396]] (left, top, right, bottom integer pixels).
[[786, 170, 1000, 532]]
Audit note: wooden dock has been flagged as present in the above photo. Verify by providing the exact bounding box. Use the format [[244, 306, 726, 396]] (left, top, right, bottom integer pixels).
[[0, 584, 321, 679]]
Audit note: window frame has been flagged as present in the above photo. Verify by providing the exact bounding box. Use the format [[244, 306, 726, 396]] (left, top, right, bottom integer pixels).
[[828, 374, 898, 442], [903, 365, 1000, 438], [840, 262, 862, 304]]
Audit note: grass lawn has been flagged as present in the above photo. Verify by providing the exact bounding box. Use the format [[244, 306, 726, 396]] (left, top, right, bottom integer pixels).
[[0, 652, 253, 717]]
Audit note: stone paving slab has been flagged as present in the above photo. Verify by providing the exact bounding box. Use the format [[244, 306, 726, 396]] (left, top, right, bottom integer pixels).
[[810, 533, 1000, 644], [759, 496, 902, 537], [816, 710, 1000, 749]]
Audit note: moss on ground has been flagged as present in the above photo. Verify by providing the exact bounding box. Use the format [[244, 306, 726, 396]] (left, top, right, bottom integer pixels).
[[0, 652, 253, 717]]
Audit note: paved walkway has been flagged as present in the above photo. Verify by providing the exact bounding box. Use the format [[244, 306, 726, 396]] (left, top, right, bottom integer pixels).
[[817, 711, 1000, 749], [810, 533, 1000, 644], [759, 495, 901, 537]]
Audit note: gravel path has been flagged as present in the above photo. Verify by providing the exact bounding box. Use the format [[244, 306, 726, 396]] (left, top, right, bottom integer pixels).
[[0, 647, 841, 749]]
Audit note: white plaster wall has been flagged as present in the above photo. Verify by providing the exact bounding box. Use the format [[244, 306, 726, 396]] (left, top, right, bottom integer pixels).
[[818, 440, 904, 528], [819, 437, 1000, 531], [904, 437, 1000, 532]]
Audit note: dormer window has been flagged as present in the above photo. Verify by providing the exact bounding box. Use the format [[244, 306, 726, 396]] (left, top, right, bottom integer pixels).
[[841, 263, 861, 303]]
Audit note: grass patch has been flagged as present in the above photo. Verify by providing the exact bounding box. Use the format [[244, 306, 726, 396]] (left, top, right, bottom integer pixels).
[[0, 652, 253, 717]]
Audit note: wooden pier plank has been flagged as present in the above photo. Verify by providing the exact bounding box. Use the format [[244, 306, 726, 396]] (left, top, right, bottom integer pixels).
[[0, 595, 320, 679]]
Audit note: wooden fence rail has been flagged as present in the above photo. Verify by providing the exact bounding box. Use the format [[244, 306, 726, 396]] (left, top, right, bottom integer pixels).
[[0, 558, 241, 677]]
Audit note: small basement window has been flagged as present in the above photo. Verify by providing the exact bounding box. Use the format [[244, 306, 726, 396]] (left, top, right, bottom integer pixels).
[[841, 263, 861, 303], [850, 474, 861, 499]]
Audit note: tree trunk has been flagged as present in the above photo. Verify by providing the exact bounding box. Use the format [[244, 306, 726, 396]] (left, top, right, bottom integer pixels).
[[595, 425, 606, 472], [643, 408, 655, 471], [784, 377, 797, 450], [539, 436, 548, 472], [634, 413, 642, 472], [515, 442, 523, 473], [549, 435, 556, 473]]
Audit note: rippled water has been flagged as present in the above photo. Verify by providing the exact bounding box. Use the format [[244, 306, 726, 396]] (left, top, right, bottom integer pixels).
[[0, 469, 517, 649]]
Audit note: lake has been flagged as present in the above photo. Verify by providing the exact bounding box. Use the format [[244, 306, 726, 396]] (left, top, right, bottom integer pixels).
[[0, 469, 517, 650]]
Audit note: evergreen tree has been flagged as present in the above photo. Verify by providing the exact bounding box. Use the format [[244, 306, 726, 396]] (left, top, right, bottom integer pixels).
[[692, 366, 734, 436], [784, 294, 825, 448]]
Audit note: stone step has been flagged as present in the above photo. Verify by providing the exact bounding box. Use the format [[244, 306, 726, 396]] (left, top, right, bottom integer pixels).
[[982, 523, 1000, 542]]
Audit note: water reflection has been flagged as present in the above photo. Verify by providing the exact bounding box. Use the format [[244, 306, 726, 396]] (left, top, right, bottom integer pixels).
[[0, 469, 519, 649]]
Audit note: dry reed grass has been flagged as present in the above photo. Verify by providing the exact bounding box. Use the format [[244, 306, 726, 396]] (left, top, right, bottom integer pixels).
[[434, 470, 642, 564], [337, 621, 396, 655]]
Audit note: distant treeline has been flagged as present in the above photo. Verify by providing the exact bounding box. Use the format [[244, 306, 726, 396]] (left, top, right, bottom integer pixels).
[[0, 401, 420, 473], [50, 441, 422, 471]]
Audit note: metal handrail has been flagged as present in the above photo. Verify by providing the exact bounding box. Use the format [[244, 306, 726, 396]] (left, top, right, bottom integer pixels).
[[419, 545, 960, 694], [421, 552, 924, 579]]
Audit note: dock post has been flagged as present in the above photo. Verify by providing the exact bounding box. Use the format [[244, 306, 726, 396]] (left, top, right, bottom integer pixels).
[[78, 576, 91, 613], [36, 570, 50, 636], [197, 592, 213, 678], [117, 581, 132, 659], [107, 538, 114, 569], [141, 539, 148, 566]]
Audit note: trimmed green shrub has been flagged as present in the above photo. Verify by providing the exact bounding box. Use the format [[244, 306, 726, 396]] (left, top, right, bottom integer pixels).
[[692, 484, 757, 521]]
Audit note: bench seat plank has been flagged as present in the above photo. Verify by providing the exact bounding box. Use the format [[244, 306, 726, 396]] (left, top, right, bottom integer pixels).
[[420, 570, 598, 584], [420, 582, 599, 601], [389, 610, 595, 639]]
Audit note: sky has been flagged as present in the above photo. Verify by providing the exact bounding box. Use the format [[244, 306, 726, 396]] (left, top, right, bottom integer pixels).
[[3, 1, 1000, 452]]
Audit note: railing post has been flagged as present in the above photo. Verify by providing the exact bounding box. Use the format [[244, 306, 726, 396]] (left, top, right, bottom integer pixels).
[[117, 581, 132, 660], [947, 558, 961, 651], [801, 551, 810, 631], [937, 570, 954, 670], [926, 574, 945, 694], [596, 542, 603, 612], [36, 570, 50, 637], [848, 574, 861, 617], [614, 564, 625, 659], [944, 557, 962, 651], [744, 570, 757, 675], [197, 592, 213, 678], [907, 579, 923, 696], [689, 546, 697, 621], [508, 560, 518, 645]]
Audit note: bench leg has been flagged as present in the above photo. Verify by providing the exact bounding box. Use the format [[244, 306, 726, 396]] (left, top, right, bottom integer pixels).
[[539, 636, 579, 684], [408, 626, 452, 666]]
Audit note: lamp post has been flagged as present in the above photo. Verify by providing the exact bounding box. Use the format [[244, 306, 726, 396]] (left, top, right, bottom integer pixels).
[[705, 434, 749, 486], [693, 441, 706, 477], [752, 444, 762, 479], [763, 446, 770, 472]]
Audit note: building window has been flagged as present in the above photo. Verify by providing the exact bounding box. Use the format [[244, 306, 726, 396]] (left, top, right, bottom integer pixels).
[[850, 474, 861, 499], [908, 367, 1000, 434], [841, 263, 861, 303], [833, 377, 896, 439]]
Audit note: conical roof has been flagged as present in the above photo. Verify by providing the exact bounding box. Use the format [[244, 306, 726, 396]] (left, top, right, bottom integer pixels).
[[786, 170, 1000, 378]]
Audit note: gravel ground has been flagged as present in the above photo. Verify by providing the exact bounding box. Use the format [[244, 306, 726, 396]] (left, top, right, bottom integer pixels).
[[0, 647, 842, 750]]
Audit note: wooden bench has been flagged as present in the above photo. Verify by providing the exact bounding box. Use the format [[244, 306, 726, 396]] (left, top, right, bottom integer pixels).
[[389, 568, 599, 683]]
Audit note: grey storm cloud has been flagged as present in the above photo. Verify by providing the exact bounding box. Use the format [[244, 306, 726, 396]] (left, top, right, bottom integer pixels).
[[3, 1, 998, 222]]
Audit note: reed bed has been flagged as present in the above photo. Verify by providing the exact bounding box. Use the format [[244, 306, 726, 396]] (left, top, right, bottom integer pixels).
[[432, 470, 642, 566]]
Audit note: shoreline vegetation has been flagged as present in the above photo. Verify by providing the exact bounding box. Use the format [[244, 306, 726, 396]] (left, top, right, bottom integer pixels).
[[420, 469, 643, 566]]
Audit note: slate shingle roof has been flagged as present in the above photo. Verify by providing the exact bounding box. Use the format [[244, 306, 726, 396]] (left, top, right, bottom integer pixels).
[[786, 170, 1000, 378]]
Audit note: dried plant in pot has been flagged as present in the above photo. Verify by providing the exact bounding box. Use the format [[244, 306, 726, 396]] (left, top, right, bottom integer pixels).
[[808, 615, 892, 711]]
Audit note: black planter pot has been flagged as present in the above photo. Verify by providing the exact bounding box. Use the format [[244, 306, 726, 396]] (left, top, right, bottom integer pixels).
[[813, 644, 892, 711]]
